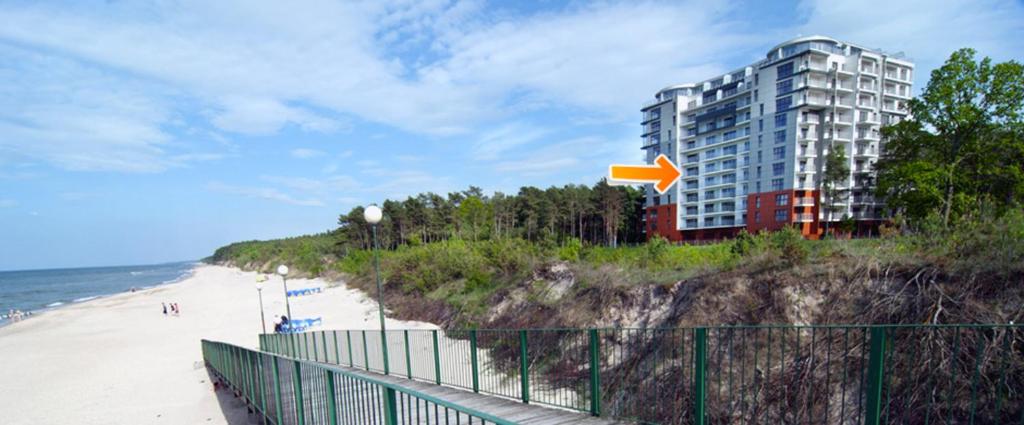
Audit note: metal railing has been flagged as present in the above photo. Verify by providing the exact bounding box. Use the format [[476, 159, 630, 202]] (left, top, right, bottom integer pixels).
[[261, 325, 1024, 424], [202, 339, 515, 425]]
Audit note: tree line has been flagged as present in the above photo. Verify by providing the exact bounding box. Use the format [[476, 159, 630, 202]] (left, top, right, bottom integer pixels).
[[336, 181, 645, 251], [876, 48, 1023, 228]]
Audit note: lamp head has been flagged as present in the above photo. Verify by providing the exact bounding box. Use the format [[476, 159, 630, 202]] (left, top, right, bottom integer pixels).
[[255, 279, 264, 291], [364, 205, 383, 224], [276, 264, 289, 276]]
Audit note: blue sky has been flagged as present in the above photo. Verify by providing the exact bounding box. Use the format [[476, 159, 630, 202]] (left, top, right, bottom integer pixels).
[[1, 0, 1022, 270]]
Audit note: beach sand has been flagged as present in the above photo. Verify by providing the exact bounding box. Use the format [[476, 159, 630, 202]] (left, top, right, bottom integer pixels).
[[0, 264, 436, 425]]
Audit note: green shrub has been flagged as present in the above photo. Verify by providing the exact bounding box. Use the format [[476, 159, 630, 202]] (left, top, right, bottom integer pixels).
[[771, 225, 809, 265], [557, 238, 583, 262]]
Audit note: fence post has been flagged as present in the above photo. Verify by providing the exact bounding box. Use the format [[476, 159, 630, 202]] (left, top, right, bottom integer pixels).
[[322, 330, 329, 363], [257, 353, 268, 425], [382, 329, 391, 376], [520, 330, 530, 404], [272, 357, 284, 425], [311, 333, 318, 362], [383, 387, 399, 425], [362, 330, 370, 371], [432, 330, 442, 385], [293, 360, 305, 425], [404, 330, 413, 380], [693, 327, 708, 425], [470, 329, 480, 393], [325, 371, 338, 425], [589, 329, 601, 416], [333, 331, 341, 366], [864, 327, 888, 425], [347, 330, 354, 367]]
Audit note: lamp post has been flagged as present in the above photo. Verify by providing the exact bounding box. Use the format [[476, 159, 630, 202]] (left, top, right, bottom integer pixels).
[[364, 204, 389, 374], [277, 264, 292, 321], [255, 275, 267, 334]]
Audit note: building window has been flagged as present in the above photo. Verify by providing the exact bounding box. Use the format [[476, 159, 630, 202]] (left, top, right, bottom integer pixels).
[[705, 190, 716, 200], [705, 217, 715, 226], [722, 188, 736, 197], [755, 211, 761, 222], [705, 135, 717, 145], [774, 130, 787, 144], [773, 146, 786, 160], [777, 62, 794, 79], [705, 176, 717, 186], [759, 104, 764, 115], [758, 119, 763, 132], [775, 209, 787, 222], [776, 79, 793, 94], [776, 194, 789, 205], [771, 178, 784, 191], [776, 96, 792, 111], [755, 196, 761, 208], [775, 113, 787, 128], [773, 162, 785, 176], [687, 141, 696, 149]]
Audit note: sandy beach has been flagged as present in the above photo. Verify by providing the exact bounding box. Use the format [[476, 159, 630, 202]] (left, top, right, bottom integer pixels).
[[0, 265, 436, 425]]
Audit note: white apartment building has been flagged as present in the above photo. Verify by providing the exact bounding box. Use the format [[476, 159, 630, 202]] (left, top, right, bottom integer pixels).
[[641, 36, 913, 241]]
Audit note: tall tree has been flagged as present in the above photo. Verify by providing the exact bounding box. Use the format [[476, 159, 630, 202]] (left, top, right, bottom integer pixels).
[[821, 144, 850, 236], [876, 48, 1024, 225]]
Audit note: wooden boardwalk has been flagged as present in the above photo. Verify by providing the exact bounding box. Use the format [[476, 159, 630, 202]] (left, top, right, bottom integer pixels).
[[337, 366, 625, 424]]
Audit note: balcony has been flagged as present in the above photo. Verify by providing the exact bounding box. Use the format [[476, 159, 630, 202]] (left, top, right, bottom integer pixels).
[[799, 115, 821, 125], [857, 113, 880, 126], [854, 211, 884, 220], [853, 195, 876, 204], [794, 213, 815, 222], [795, 197, 816, 206]]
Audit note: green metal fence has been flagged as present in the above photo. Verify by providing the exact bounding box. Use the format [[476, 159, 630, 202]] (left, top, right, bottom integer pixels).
[[261, 324, 1024, 424], [202, 339, 517, 425]]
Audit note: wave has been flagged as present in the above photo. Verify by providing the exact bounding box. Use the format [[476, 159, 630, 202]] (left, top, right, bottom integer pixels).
[[46, 301, 64, 307], [73, 296, 101, 303], [130, 271, 144, 276]]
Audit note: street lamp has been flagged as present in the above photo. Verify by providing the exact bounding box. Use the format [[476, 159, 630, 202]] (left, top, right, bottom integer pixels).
[[364, 204, 389, 374], [255, 275, 267, 334], [277, 264, 292, 321]]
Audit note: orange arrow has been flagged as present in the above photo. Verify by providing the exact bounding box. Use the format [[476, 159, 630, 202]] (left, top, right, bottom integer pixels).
[[608, 154, 681, 194]]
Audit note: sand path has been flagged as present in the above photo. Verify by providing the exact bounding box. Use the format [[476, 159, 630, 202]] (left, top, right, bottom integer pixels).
[[0, 265, 435, 424]]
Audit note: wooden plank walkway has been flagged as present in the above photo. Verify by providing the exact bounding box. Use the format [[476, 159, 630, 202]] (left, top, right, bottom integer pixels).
[[337, 366, 625, 424]]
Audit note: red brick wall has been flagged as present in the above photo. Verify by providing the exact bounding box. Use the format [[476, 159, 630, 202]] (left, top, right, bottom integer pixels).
[[746, 189, 821, 238], [645, 204, 683, 241]]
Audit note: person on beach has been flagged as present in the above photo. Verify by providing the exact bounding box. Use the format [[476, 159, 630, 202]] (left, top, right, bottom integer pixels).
[[162, 303, 167, 315]]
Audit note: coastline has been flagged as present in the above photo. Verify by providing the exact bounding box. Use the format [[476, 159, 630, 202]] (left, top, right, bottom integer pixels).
[[0, 262, 198, 327], [0, 264, 437, 424]]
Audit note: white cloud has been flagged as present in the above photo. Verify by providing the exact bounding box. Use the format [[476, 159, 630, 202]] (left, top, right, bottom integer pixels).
[[290, 148, 326, 159], [471, 124, 548, 161], [1, 0, 1021, 175], [797, 0, 1024, 88], [206, 181, 325, 207]]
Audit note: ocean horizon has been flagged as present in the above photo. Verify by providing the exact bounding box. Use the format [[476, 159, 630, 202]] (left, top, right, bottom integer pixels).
[[0, 261, 197, 322]]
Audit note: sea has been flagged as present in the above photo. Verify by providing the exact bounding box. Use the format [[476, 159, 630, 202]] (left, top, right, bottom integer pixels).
[[0, 261, 196, 324]]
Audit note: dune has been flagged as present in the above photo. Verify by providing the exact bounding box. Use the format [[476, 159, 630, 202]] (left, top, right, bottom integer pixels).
[[0, 264, 436, 425]]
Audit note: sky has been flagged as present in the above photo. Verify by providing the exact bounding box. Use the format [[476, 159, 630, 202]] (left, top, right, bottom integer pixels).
[[1, 0, 1022, 270]]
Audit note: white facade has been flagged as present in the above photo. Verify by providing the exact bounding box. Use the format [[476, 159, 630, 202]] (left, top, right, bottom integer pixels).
[[641, 36, 913, 236]]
